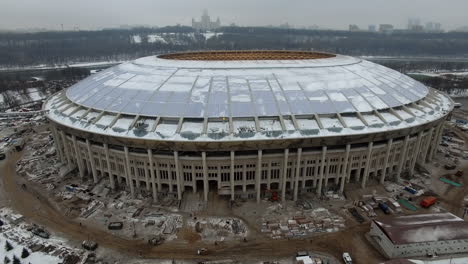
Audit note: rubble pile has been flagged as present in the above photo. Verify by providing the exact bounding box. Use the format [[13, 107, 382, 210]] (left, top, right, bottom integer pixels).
[[16, 131, 59, 182], [187, 217, 247, 241], [261, 205, 345, 239]]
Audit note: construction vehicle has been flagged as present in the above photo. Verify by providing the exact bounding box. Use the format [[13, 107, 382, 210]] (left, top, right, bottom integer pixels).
[[420, 197, 437, 208], [148, 235, 164, 246], [82, 240, 98, 251], [30, 224, 50, 239]]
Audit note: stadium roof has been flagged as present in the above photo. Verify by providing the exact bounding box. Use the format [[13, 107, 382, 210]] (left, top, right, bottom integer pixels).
[[373, 213, 468, 245], [66, 51, 428, 118], [45, 51, 453, 143]]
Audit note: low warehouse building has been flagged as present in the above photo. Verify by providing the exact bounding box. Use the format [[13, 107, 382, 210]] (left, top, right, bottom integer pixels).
[[370, 213, 468, 258]]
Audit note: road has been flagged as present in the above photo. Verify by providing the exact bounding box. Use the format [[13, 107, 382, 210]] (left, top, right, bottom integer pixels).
[[0, 151, 385, 263]]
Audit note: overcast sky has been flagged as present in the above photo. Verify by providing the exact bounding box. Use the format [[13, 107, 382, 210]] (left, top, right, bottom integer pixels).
[[1, 0, 467, 31]]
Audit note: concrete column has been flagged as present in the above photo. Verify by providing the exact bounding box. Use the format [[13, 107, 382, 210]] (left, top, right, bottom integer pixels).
[[293, 148, 302, 201], [52, 127, 66, 164], [380, 139, 393, 184], [86, 139, 98, 183], [324, 159, 330, 187], [396, 135, 410, 182], [174, 151, 182, 200], [346, 154, 353, 183], [147, 149, 157, 202], [104, 144, 115, 189], [144, 162, 150, 191], [60, 131, 72, 168], [410, 132, 423, 176], [124, 146, 135, 198], [281, 149, 289, 201], [340, 144, 351, 193], [191, 164, 196, 193], [361, 142, 373, 188], [72, 135, 85, 179], [230, 151, 235, 201], [421, 127, 434, 163], [430, 123, 444, 161], [317, 146, 327, 195], [242, 164, 247, 193], [202, 152, 208, 202], [256, 150, 263, 203]]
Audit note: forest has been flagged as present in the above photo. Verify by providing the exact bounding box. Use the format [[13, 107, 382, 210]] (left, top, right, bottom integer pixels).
[[1, 26, 468, 67]]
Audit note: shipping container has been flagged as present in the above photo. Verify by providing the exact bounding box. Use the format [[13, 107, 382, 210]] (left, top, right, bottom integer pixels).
[[420, 197, 437, 208]]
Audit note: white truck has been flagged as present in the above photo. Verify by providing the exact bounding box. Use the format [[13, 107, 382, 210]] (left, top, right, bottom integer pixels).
[[342, 252, 352, 264]]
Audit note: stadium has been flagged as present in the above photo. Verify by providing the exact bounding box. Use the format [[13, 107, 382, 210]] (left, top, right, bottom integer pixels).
[[44, 50, 453, 202]]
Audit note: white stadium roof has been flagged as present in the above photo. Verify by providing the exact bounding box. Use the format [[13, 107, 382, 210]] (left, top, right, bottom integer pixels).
[[66, 53, 428, 118], [45, 51, 453, 142]]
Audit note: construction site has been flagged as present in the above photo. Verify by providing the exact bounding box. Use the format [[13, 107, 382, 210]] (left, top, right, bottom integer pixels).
[[1, 51, 468, 264]]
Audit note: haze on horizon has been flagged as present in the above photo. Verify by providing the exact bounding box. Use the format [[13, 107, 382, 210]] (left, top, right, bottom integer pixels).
[[0, 0, 467, 31]]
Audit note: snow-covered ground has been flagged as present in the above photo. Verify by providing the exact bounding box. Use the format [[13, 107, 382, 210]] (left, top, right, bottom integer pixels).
[[0, 208, 83, 263], [202, 32, 223, 39], [0, 60, 123, 72], [408, 71, 468, 77], [0, 87, 48, 109]]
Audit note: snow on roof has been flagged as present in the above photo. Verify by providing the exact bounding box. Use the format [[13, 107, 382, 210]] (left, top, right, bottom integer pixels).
[[44, 87, 453, 143], [64, 52, 429, 119], [374, 213, 468, 245]]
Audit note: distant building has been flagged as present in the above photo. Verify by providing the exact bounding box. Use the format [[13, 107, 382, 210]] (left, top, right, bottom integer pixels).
[[379, 24, 394, 33], [368, 25, 377, 32], [408, 18, 421, 30], [426, 22, 443, 33], [370, 213, 468, 258], [192, 10, 221, 31], [349, 24, 360, 32]]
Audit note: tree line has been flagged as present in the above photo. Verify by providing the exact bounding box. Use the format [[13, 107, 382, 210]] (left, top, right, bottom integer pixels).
[[1, 26, 468, 68]]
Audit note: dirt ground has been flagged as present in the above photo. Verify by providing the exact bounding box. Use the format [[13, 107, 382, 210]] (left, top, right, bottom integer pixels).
[[0, 150, 385, 263]]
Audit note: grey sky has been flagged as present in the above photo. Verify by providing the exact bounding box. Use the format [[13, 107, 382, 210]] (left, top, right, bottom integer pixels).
[[0, 0, 466, 31]]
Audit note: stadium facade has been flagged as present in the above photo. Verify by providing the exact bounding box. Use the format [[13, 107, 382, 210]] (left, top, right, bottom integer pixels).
[[44, 51, 453, 202]]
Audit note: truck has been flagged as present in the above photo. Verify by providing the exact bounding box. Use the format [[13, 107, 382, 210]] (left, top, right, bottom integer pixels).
[[378, 202, 391, 214], [342, 252, 353, 264], [420, 197, 437, 208], [404, 186, 417, 195], [108, 221, 124, 230]]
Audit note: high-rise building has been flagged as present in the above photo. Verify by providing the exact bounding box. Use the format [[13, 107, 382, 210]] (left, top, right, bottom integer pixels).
[[192, 10, 221, 31]]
